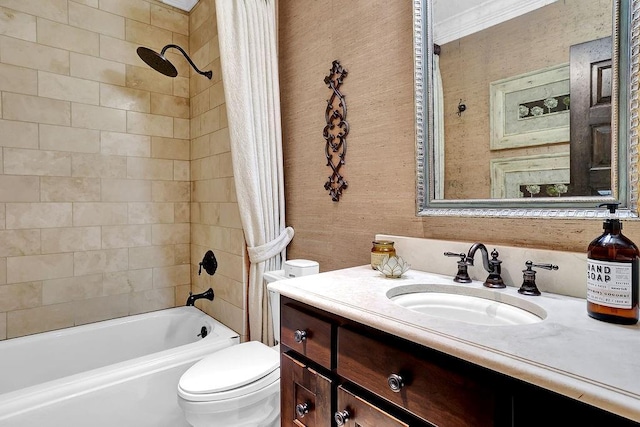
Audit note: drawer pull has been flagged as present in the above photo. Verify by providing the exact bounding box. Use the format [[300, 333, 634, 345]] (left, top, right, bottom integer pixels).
[[387, 373, 404, 392], [295, 402, 311, 418], [334, 409, 350, 426], [293, 329, 307, 342]]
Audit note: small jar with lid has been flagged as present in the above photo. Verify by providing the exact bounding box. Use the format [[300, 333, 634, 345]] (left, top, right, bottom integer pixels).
[[371, 240, 396, 270]]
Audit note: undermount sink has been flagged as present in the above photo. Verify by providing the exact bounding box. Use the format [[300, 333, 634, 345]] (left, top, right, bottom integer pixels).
[[388, 284, 545, 326]]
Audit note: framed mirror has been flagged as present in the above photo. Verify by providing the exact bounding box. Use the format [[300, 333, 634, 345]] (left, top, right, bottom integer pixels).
[[414, 0, 639, 218]]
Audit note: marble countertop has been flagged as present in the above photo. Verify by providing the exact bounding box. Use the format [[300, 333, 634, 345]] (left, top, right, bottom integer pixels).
[[268, 265, 640, 422]]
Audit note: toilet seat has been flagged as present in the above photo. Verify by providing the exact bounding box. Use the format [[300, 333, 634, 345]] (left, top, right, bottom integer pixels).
[[178, 341, 279, 402]]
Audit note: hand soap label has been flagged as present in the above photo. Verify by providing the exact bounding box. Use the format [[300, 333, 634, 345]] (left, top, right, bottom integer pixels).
[[586, 259, 636, 309]]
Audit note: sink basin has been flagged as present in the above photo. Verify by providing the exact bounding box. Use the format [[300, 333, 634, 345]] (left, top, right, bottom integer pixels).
[[388, 285, 545, 326]]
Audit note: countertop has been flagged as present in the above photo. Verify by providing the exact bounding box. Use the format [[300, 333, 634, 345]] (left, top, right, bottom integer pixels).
[[268, 265, 640, 422]]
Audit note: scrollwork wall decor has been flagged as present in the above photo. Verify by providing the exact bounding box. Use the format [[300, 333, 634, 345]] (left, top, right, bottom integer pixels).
[[323, 60, 349, 202]]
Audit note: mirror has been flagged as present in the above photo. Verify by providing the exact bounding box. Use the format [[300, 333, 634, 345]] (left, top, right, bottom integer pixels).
[[415, 0, 639, 218]]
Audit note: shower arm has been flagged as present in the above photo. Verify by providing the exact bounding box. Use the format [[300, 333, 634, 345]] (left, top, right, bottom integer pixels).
[[160, 44, 213, 79]]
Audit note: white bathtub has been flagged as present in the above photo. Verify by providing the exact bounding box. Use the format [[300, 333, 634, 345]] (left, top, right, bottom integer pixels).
[[0, 307, 239, 427]]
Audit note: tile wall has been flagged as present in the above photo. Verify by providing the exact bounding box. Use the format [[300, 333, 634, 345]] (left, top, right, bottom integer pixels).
[[0, 0, 245, 340]]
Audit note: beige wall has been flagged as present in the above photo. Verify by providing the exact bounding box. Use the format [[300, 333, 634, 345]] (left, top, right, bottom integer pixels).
[[188, 0, 246, 338], [279, 0, 636, 272], [0, 0, 245, 340]]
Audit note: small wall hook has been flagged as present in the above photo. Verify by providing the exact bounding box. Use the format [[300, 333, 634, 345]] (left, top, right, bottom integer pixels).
[[457, 99, 467, 116]]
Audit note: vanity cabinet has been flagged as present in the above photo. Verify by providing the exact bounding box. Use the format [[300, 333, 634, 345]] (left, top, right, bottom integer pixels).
[[279, 296, 639, 427]]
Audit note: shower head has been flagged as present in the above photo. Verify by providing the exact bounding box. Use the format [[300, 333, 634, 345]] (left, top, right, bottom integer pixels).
[[136, 44, 212, 80]]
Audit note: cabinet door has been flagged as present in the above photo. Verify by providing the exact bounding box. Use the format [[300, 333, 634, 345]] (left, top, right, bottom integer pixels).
[[281, 351, 333, 427], [334, 386, 410, 427]]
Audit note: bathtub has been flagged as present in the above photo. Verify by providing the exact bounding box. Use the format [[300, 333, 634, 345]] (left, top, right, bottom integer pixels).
[[0, 306, 239, 427]]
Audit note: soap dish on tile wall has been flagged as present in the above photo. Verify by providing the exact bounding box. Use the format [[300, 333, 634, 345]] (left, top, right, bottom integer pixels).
[[376, 255, 410, 278]]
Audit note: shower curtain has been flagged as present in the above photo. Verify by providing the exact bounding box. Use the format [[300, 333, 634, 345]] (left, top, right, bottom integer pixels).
[[216, 0, 294, 344]]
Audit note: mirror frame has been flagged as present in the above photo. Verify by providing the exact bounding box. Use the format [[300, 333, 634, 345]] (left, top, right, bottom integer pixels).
[[414, 0, 639, 218]]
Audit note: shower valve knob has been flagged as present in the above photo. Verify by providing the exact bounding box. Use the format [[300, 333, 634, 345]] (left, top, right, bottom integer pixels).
[[293, 329, 307, 343]]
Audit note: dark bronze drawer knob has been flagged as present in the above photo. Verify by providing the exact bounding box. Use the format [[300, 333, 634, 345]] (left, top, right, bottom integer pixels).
[[293, 329, 307, 343], [295, 401, 311, 418], [387, 373, 404, 392], [334, 409, 350, 426]]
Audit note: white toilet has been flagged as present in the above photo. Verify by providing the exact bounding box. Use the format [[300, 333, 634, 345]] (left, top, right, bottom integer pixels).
[[177, 270, 286, 427]]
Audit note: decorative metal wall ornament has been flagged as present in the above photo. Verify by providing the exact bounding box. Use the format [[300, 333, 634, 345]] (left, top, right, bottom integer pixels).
[[323, 60, 349, 202]]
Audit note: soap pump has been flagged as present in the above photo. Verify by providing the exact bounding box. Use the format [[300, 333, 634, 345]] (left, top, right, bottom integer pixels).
[[587, 202, 639, 324]]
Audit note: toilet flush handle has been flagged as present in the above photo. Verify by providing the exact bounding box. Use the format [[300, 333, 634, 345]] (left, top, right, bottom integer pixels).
[[294, 329, 307, 343]]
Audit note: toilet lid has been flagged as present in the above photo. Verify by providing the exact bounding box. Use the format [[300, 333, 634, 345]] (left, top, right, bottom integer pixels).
[[179, 341, 279, 394]]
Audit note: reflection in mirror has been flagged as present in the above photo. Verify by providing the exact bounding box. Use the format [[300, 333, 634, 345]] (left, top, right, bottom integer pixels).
[[415, 0, 639, 217]]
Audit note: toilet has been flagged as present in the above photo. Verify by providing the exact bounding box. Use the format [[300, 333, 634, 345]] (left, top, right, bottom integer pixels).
[[177, 270, 286, 427]]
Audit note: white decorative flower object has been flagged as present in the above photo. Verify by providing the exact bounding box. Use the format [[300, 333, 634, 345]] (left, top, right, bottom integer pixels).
[[531, 106, 544, 116], [376, 255, 411, 278]]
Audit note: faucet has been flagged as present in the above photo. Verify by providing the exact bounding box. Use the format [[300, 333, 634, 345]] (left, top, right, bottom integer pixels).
[[445, 243, 505, 288], [186, 288, 214, 306]]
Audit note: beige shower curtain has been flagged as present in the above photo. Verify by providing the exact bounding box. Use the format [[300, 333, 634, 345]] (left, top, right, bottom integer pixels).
[[216, 0, 293, 344]]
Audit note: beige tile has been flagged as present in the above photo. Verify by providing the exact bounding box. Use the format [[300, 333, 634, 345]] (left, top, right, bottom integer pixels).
[[69, 2, 125, 38], [210, 127, 231, 155], [125, 65, 173, 95], [152, 264, 189, 288], [0, 204, 4, 230], [102, 179, 151, 202], [100, 83, 150, 112], [209, 250, 243, 282], [174, 160, 190, 181], [42, 274, 103, 305], [103, 268, 152, 295], [0, 258, 5, 285], [219, 203, 243, 228], [210, 274, 244, 309], [175, 203, 189, 223], [6, 203, 72, 229], [73, 293, 129, 325], [41, 177, 101, 201], [129, 287, 174, 315], [0, 312, 5, 340], [0, 36, 69, 74], [191, 135, 210, 160], [151, 137, 189, 160], [0, 63, 37, 95], [0, 230, 41, 257], [74, 248, 129, 275], [191, 89, 208, 118], [2, 92, 70, 126], [127, 111, 173, 137], [100, 35, 145, 67], [100, 132, 150, 157], [3, 148, 71, 176], [128, 202, 174, 224], [71, 0, 99, 7], [38, 72, 100, 105], [150, 93, 189, 119], [72, 103, 126, 132], [173, 33, 189, 53], [71, 153, 127, 178], [152, 181, 190, 202], [214, 151, 234, 178], [0, 120, 38, 149], [174, 243, 190, 264], [40, 124, 100, 153], [190, 15, 216, 58], [7, 303, 75, 338], [152, 223, 189, 245], [37, 18, 99, 56], [70, 53, 126, 86], [73, 202, 127, 226], [189, 0, 211, 33], [41, 226, 102, 254], [173, 76, 189, 98], [0, 176, 39, 202], [175, 284, 190, 307], [209, 297, 243, 335], [174, 118, 190, 139], [200, 107, 221, 135], [127, 157, 174, 180], [210, 80, 225, 108], [7, 253, 74, 283], [129, 245, 174, 269], [191, 157, 213, 181], [101, 224, 152, 248], [0, 6, 36, 41], [0, 0, 67, 23], [125, 19, 172, 48], [99, 0, 150, 23], [150, 4, 188, 36], [192, 177, 236, 203]]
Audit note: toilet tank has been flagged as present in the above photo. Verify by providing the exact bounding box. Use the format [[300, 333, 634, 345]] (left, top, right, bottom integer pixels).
[[264, 270, 287, 345]]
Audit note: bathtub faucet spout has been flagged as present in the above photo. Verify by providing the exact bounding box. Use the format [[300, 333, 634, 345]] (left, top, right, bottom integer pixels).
[[186, 288, 214, 306]]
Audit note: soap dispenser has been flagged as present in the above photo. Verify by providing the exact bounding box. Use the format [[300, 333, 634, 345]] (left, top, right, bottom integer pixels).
[[587, 202, 639, 324]]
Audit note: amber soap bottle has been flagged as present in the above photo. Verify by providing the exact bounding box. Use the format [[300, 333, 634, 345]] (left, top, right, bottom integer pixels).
[[587, 203, 639, 324]]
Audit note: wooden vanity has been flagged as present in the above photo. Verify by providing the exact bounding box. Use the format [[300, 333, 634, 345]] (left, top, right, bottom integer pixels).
[[279, 296, 639, 426]]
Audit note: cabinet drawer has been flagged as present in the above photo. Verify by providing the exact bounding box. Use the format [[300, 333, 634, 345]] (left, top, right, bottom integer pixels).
[[337, 327, 495, 427], [335, 386, 410, 427], [281, 304, 333, 369], [281, 352, 332, 427]]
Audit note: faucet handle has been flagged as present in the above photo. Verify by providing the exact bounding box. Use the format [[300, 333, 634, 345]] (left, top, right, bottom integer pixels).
[[484, 249, 506, 288], [444, 251, 471, 283], [518, 260, 558, 296]]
